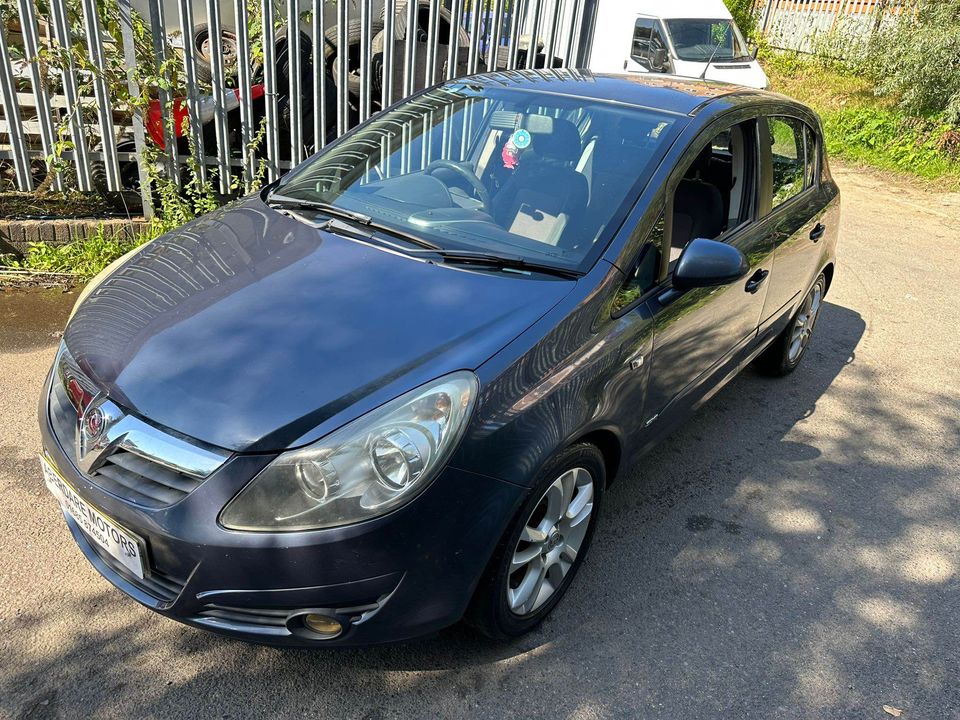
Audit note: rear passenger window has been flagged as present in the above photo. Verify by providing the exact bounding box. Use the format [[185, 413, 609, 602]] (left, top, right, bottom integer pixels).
[[767, 117, 809, 209]]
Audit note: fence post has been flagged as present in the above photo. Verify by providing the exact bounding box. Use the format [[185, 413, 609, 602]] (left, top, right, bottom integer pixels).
[[316, 0, 331, 149], [206, 0, 232, 192], [17, 0, 62, 191], [338, 0, 351, 135], [0, 23, 32, 190], [118, 0, 154, 219], [80, 0, 121, 190], [177, 0, 208, 182], [760, 0, 774, 34], [526, 0, 543, 70], [147, 0, 179, 186], [233, 0, 255, 189], [286, 0, 304, 165], [49, 0, 93, 191], [261, 0, 279, 180]]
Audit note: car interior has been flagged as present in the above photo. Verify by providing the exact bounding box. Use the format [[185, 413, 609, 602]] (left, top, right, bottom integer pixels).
[[305, 101, 678, 267], [669, 121, 755, 264]]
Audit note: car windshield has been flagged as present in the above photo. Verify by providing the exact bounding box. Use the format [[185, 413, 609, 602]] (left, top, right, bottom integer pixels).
[[272, 80, 680, 274], [665, 19, 751, 62]]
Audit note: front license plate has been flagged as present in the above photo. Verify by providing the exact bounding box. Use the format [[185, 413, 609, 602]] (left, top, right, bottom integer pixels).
[[41, 455, 146, 579]]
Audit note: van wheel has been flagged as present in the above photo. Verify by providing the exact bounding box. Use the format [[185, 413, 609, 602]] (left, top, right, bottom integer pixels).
[[754, 273, 826, 377], [465, 443, 604, 640]]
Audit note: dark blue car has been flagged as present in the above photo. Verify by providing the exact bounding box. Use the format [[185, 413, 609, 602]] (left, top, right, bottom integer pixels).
[[40, 70, 839, 645]]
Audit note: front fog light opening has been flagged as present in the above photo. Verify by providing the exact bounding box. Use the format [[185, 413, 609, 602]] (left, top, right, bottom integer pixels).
[[289, 610, 344, 639]]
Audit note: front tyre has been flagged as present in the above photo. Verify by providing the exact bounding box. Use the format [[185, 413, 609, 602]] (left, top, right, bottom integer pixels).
[[465, 443, 604, 640], [755, 273, 826, 377]]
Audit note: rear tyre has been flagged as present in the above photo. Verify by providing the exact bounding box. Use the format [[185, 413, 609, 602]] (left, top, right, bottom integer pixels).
[[465, 443, 604, 640], [754, 273, 826, 377]]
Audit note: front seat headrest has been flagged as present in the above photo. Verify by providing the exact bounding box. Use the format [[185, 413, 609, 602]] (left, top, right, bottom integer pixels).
[[529, 118, 582, 164]]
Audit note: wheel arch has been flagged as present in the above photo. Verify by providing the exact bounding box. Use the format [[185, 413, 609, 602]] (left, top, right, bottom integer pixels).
[[822, 262, 835, 295], [568, 428, 622, 488]]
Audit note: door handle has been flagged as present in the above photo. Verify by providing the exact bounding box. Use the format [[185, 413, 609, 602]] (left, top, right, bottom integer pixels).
[[810, 223, 826, 242], [745, 269, 769, 294]]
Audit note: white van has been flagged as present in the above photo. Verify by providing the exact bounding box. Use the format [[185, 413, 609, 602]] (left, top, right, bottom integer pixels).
[[586, 0, 769, 89]]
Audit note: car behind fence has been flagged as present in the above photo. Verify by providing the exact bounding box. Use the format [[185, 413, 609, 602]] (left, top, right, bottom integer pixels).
[[0, 0, 596, 215]]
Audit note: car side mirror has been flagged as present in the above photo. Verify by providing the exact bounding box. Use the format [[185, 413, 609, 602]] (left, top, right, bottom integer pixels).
[[651, 47, 669, 72], [751, 44, 760, 60], [673, 238, 750, 292]]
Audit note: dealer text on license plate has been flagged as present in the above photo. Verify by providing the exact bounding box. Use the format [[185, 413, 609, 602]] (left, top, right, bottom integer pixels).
[[41, 455, 145, 579]]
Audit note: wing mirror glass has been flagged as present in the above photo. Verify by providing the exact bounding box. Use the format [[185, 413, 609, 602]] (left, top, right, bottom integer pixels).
[[651, 47, 669, 72], [673, 238, 750, 292]]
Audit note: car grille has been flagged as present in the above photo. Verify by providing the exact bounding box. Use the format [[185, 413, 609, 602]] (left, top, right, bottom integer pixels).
[[48, 346, 230, 509], [49, 374, 208, 509]]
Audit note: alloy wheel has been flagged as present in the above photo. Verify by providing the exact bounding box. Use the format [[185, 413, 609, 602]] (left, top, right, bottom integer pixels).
[[507, 467, 594, 616], [788, 281, 824, 363]]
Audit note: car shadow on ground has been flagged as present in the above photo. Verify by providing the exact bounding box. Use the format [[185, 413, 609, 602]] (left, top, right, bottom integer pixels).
[[6, 300, 960, 718]]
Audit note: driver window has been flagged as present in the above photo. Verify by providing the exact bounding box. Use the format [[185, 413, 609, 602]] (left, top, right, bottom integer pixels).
[[613, 214, 664, 313], [669, 120, 755, 265]]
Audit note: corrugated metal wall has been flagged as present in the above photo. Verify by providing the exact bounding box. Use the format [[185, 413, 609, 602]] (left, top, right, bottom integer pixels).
[[755, 0, 910, 56]]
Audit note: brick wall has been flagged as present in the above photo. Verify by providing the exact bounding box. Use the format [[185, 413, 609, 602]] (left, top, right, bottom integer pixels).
[[0, 218, 150, 257]]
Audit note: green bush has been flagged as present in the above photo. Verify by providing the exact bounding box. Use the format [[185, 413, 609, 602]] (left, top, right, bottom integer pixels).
[[868, 0, 960, 123], [725, 0, 758, 41], [763, 50, 960, 186], [823, 108, 960, 179]]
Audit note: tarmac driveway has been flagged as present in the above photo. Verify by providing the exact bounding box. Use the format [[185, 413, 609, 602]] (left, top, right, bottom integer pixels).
[[1, 166, 958, 719]]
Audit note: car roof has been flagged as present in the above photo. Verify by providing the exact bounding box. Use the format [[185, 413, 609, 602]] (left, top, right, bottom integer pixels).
[[458, 70, 776, 118]]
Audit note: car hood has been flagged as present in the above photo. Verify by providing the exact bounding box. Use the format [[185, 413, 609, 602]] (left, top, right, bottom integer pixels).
[[64, 197, 574, 452]]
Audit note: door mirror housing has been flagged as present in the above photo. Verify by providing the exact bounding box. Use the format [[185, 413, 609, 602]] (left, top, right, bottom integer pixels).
[[673, 238, 750, 292], [650, 47, 669, 72]]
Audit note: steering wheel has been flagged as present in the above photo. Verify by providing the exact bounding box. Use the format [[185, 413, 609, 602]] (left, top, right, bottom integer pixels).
[[425, 159, 492, 214]]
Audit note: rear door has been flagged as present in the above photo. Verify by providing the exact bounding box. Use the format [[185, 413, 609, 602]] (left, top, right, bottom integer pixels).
[[757, 114, 832, 322]]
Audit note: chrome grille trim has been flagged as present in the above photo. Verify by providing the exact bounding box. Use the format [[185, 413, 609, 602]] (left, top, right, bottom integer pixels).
[[49, 342, 230, 509], [197, 605, 290, 628]]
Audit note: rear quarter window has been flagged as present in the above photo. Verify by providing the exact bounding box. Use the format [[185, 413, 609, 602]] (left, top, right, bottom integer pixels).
[[767, 116, 811, 210]]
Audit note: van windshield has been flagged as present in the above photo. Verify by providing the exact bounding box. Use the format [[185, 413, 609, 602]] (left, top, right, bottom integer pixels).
[[665, 19, 751, 62], [272, 81, 680, 274]]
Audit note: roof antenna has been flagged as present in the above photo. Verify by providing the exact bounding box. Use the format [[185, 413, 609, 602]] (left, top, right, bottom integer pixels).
[[699, 31, 726, 82]]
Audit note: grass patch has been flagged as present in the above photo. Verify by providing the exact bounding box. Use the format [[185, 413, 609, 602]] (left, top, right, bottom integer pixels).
[[764, 51, 960, 190], [0, 221, 168, 280]]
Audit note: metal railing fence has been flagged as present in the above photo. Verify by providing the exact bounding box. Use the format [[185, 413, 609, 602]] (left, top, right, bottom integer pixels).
[[0, 0, 594, 214], [753, 0, 912, 56]]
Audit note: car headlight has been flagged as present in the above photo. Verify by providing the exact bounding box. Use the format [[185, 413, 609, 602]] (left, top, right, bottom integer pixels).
[[220, 371, 478, 531]]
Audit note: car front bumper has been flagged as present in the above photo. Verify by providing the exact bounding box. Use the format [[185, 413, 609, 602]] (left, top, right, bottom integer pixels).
[[39, 373, 526, 647]]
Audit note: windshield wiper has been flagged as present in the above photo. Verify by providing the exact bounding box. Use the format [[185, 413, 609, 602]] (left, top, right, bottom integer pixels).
[[410, 249, 582, 279], [268, 194, 441, 251], [268, 194, 577, 278], [268, 193, 374, 225]]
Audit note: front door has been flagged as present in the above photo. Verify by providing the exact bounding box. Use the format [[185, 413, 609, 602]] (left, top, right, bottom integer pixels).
[[642, 116, 777, 427]]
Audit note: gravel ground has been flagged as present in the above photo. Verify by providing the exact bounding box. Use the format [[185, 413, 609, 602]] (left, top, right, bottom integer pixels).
[[1, 165, 958, 720]]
